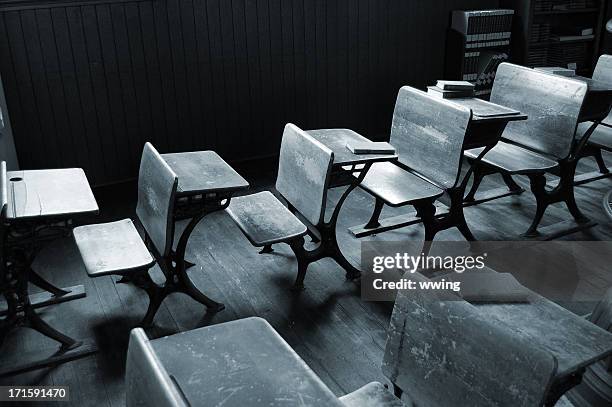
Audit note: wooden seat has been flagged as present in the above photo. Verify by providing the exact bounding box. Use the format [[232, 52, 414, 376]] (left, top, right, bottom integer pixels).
[[226, 191, 308, 246], [73, 219, 154, 277], [340, 382, 405, 407], [126, 317, 344, 406], [465, 142, 558, 174], [383, 272, 558, 407], [579, 121, 612, 151], [127, 292, 560, 407], [357, 86, 474, 242], [360, 162, 444, 207], [226, 123, 334, 289], [464, 62, 589, 237], [73, 142, 180, 325]]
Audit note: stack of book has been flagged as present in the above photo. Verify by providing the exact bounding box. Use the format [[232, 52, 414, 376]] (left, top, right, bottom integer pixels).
[[529, 23, 552, 44], [427, 81, 475, 99], [451, 9, 514, 48]]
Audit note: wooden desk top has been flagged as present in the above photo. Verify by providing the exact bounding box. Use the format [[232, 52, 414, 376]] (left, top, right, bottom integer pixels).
[[450, 97, 528, 123], [307, 128, 398, 166], [6, 168, 98, 221], [475, 290, 612, 378], [152, 317, 343, 406], [572, 75, 612, 94], [162, 151, 249, 196]]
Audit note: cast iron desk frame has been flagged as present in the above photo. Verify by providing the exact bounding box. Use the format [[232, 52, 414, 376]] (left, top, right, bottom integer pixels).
[[0, 168, 99, 375], [262, 129, 398, 279], [348, 98, 527, 240], [135, 151, 250, 323], [466, 76, 612, 238]]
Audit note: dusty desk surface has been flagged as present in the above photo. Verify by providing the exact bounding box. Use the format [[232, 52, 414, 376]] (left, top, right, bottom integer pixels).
[[151, 317, 343, 406], [6, 168, 98, 220], [450, 97, 527, 122], [308, 128, 398, 166], [476, 291, 612, 377], [162, 150, 249, 195]]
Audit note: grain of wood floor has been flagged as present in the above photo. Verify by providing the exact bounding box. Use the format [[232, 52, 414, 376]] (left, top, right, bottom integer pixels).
[[1, 158, 612, 407]]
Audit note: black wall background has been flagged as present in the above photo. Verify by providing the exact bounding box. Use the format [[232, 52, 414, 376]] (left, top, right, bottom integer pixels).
[[0, 0, 497, 185]]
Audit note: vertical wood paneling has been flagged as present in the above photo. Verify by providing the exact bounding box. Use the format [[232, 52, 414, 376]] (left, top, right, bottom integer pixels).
[[0, 0, 498, 185]]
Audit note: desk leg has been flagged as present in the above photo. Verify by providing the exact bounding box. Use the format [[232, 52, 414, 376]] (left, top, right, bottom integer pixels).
[[324, 163, 373, 280], [0, 251, 96, 376], [173, 206, 226, 312]]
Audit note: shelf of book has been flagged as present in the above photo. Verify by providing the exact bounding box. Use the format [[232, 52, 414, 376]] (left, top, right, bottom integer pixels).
[[499, 0, 606, 74]]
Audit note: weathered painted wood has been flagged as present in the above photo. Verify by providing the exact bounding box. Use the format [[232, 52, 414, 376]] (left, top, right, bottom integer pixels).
[[580, 122, 612, 151], [359, 162, 443, 207], [475, 288, 612, 376], [276, 123, 334, 226], [592, 54, 612, 126], [226, 191, 308, 246], [382, 272, 558, 407], [73, 219, 155, 277], [307, 128, 398, 167], [148, 317, 344, 406], [492, 63, 587, 160], [465, 142, 558, 174], [5, 168, 98, 220], [135, 142, 178, 257], [339, 382, 403, 407], [126, 328, 189, 407], [390, 86, 471, 190], [161, 151, 248, 196]]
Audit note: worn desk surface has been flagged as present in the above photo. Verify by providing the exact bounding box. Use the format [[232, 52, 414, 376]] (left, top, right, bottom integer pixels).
[[152, 317, 343, 406], [572, 75, 612, 93], [307, 129, 398, 166], [450, 97, 527, 123], [476, 290, 612, 377], [6, 168, 98, 221], [162, 151, 249, 196]]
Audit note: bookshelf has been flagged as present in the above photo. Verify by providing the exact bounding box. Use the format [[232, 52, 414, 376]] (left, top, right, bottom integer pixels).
[[444, 10, 514, 98], [499, 0, 606, 75]]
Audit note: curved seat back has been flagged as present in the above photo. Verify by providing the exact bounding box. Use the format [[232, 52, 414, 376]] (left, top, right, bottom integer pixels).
[[126, 328, 189, 407], [592, 54, 612, 125], [492, 62, 587, 160], [390, 86, 472, 190], [275, 123, 334, 226], [135, 142, 178, 258], [382, 272, 558, 407]]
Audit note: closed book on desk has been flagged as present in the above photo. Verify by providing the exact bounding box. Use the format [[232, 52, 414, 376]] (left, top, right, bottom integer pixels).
[[436, 80, 475, 91], [427, 86, 474, 99], [433, 272, 530, 303], [346, 142, 395, 155]]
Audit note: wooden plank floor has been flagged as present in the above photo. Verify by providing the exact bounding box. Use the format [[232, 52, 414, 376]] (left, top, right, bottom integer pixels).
[[1, 156, 612, 406]]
